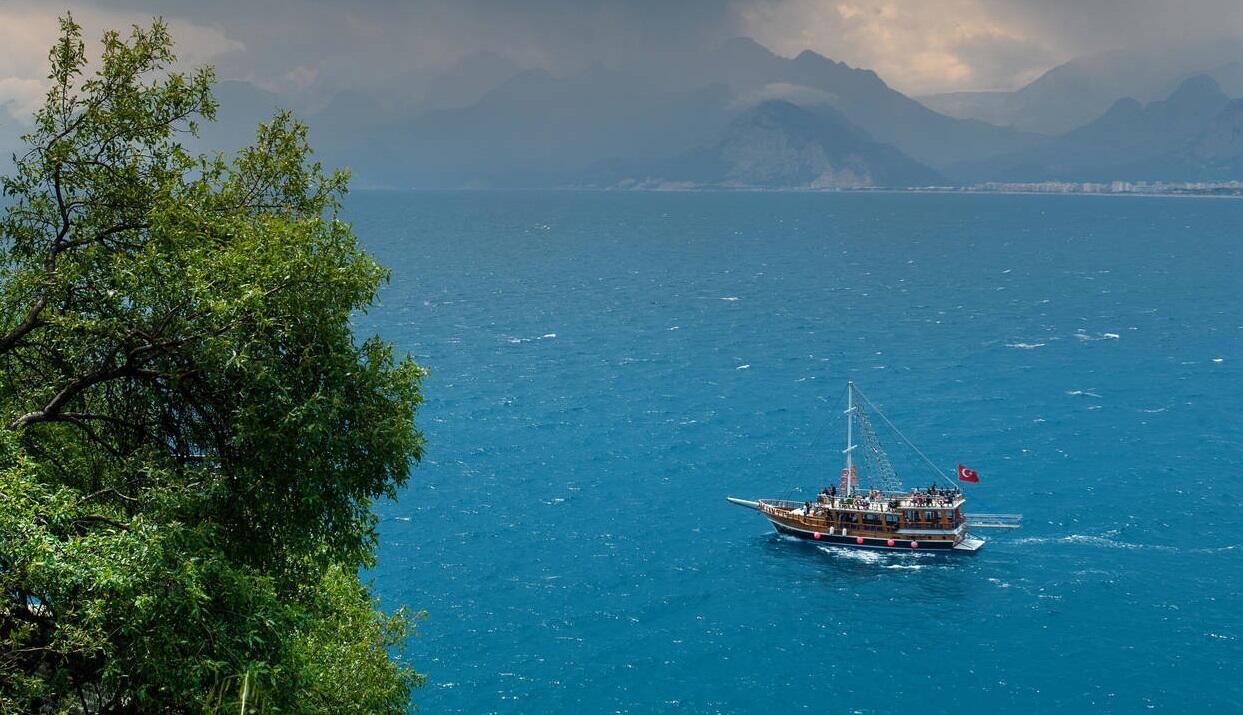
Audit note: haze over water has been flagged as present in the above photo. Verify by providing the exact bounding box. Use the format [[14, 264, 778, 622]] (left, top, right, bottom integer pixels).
[[350, 191, 1242, 713]]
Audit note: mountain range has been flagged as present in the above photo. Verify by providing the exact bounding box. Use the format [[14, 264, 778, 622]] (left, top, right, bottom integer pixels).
[[957, 74, 1243, 182], [6, 37, 1243, 189], [919, 39, 1243, 136]]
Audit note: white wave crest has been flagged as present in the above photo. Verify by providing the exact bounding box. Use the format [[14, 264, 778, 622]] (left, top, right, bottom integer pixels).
[[1065, 389, 1102, 398], [1075, 329, 1120, 341]]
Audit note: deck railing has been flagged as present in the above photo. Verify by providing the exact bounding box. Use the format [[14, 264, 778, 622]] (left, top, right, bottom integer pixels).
[[962, 513, 1024, 529], [761, 494, 964, 514]]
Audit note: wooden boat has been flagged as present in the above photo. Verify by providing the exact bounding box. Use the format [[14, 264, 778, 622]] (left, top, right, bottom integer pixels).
[[727, 382, 1021, 553]]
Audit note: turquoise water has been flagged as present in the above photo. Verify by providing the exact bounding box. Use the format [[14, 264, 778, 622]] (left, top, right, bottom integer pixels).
[[350, 191, 1242, 713]]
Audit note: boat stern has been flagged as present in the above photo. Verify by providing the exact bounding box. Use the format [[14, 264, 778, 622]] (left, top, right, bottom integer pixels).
[[953, 534, 986, 552]]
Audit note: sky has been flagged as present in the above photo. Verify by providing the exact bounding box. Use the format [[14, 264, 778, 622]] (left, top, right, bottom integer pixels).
[[3, 0, 1243, 128]]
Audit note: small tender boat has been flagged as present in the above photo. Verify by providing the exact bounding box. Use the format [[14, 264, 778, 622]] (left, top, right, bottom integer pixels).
[[728, 382, 1021, 553]]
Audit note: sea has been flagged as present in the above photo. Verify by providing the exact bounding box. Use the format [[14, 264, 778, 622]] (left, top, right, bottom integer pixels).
[[347, 190, 1242, 713]]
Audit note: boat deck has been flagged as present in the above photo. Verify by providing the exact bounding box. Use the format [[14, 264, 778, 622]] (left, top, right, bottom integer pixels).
[[764, 492, 964, 515]]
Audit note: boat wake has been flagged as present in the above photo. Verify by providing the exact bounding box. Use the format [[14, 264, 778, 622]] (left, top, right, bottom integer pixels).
[[812, 543, 936, 567], [1014, 534, 1177, 552], [1017, 534, 1238, 555], [815, 544, 884, 563]]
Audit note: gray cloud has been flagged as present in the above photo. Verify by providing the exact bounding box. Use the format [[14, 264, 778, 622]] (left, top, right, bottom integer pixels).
[[738, 0, 1243, 93], [82, 0, 741, 98], [2, 0, 1243, 108], [0, 2, 242, 128]]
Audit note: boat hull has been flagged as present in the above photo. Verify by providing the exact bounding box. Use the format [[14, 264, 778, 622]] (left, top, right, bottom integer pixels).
[[769, 519, 977, 553]]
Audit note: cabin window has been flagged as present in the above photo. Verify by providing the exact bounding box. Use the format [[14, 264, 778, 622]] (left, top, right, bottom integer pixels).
[[885, 514, 899, 524], [924, 511, 936, 521]]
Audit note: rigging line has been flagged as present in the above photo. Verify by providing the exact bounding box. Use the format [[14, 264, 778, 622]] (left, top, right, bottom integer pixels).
[[810, 381, 850, 472], [814, 381, 850, 452], [801, 384, 849, 490], [851, 384, 957, 487]]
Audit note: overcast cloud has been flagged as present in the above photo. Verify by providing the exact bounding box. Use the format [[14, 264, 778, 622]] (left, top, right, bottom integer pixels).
[[2, 0, 1243, 126]]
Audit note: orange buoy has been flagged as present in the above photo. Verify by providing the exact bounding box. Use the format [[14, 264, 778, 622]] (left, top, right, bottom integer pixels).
[[887, 538, 895, 547], [856, 536, 864, 544], [911, 541, 919, 548], [813, 532, 822, 540]]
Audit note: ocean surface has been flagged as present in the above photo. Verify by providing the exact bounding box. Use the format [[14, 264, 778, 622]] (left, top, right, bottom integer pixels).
[[348, 191, 1242, 713]]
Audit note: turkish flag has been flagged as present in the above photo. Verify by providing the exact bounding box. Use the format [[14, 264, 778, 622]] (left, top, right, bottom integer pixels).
[[957, 464, 980, 482]]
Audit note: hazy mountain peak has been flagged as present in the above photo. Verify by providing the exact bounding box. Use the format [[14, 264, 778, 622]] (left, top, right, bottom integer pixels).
[[717, 36, 777, 60], [1166, 73, 1226, 104], [412, 51, 524, 111], [740, 98, 858, 135], [714, 99, 943, 187], [792, 49, 862, 75], [920, 40, 1243, 136], [793, 49, 831, 64], [789, 49, 887, 90]]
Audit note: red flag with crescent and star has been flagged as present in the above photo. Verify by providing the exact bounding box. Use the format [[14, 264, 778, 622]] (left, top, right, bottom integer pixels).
[[957, 464, 980, 482]]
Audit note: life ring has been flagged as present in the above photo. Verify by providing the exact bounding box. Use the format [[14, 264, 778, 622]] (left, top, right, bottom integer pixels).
[[856, 536, 864, 544], [813, 532, 822, 540], [910, 541, 919, 548], [887, 538, 895, 547]]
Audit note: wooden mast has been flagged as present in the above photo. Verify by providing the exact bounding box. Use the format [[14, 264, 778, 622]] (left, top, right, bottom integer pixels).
[[843, 381, 857, 497]]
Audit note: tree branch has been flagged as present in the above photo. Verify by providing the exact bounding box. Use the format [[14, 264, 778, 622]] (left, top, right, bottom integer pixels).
[[6, 362, 134, 430], [54, 221, 149, 254], [0, 296, 47, 356]]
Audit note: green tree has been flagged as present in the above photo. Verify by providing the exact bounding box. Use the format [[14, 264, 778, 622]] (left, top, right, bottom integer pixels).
[[0, 16, 426, 713]]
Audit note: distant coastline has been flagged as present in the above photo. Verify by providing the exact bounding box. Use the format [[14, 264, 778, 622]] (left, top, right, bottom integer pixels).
[[929, 180, 1243, 198], [570, 179, 1243, 197], [352, 183, 1243, 197]]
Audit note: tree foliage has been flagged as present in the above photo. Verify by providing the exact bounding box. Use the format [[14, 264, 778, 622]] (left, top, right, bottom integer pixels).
[[0, 16, 425, 713]]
